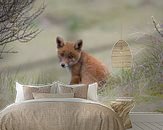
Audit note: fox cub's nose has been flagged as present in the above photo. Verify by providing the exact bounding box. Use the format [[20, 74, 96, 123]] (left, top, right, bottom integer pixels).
[[61, 63, 65, 68]]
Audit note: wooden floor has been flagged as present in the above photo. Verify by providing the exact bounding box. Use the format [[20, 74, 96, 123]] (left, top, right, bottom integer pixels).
[[128, 112, 163, 130]]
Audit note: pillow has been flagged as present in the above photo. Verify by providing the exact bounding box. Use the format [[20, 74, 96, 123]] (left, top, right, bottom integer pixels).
[[15, 82, 58, 103], [23, 85, 51, 100], [15, 82, 24, 103], [110, 99, 135, 129], [87, 82, 98, 101], [51, 81, 58, 93], [32, 93, 74, 99], [58, 83, 88, 99]]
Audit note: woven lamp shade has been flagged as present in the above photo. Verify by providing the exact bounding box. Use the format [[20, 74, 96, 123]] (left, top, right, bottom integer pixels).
[[112, 40, 132, 68]]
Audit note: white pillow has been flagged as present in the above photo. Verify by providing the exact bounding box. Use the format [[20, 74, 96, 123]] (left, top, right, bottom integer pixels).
[[15, 82, 24, 103], [15, 82, 58, 103], [87, 82, 98, 101]]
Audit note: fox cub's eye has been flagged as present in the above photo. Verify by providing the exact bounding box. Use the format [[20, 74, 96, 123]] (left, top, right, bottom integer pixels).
[[68, 55, 73, 59], [60, 53, 64, 57]]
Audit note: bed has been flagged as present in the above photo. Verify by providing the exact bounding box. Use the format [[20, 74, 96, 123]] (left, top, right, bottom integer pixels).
[[0, 98, 125, 130], [0, 82, 133, 130]]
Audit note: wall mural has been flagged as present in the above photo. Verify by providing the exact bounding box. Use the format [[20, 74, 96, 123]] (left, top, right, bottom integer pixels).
[[0, 0, 163, 114]]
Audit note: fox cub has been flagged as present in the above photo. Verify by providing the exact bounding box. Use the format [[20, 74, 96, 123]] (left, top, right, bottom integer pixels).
[[56, 36, 109, 88]]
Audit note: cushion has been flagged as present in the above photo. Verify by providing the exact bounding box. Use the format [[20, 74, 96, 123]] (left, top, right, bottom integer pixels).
[[110, 99, 135, 129], [15, 82, 58, 103], [51, 81, 58, 93], [32, 92, 74, 99], [87, 82, 98, 101], [23, 86, 51, 100], [58, 83, 88, 99]]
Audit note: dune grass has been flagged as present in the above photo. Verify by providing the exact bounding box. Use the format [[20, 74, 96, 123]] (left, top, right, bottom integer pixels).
[[99, 33, 163, 101], [0, 70, 58, 110]]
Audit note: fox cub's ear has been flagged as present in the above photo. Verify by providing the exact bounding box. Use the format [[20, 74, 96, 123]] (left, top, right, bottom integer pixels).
[[74, 39, 83, 51], [56, 36, 64, 48]]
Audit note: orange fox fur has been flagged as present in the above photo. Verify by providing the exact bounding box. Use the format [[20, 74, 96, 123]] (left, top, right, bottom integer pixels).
[[56, 36, 109, 88]]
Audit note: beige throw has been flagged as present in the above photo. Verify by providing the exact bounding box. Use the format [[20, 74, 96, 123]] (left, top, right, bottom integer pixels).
[[0, 98, 125, 130]]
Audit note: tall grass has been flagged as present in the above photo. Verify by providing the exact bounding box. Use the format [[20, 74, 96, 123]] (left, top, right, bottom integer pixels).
[[0, 71, 17, 109], [0, 70, 57, 110], [100, 34, 163, 100]]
